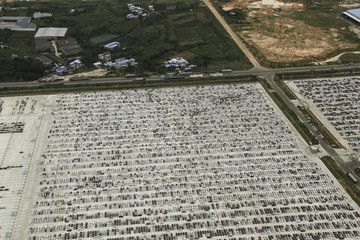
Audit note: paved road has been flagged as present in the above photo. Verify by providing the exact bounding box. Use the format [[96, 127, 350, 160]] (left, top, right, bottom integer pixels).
[[202, 0, 263, 70], [0, 63, 359, 88]]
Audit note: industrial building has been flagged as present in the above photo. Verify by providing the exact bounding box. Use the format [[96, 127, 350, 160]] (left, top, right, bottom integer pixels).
[[34, 27, 68, 40], [69, 59, 82, 68], [0, 16, 36, 31], [165, 57, 189, 68], [103, 57, 137, 68], [56, 37, 82, 55], [104, 41, 120, 49], [343, 8, 360, 26]]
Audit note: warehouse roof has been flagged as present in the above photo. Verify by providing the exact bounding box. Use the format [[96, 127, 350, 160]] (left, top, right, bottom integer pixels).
[[344, 8, 360, 23], [34, 27, 68, 38], [0, 16, 36, 31]]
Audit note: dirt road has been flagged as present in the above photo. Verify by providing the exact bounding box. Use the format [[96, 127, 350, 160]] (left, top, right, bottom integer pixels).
[[203, 0, 264, 69]]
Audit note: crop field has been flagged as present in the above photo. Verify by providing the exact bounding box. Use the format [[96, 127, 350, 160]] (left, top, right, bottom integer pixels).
[[213, 0, 360, 67], [0, 0, 252, 74]]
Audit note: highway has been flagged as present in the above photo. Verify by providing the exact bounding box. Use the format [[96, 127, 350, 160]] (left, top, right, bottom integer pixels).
[[0, 63, 359, 88]]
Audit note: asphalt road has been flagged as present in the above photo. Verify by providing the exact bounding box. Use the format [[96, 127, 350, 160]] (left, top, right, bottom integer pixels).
[[1, 63, 359, 88]]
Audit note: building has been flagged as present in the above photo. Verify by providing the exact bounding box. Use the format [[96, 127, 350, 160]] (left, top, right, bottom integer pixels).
[[128, 4, 143, 12], [33, 12, 52, 19], [93, 62, 102, 68], [55, 66, 67, 75], [127, 13, 138, 19], [103, 58, 137, 68], [104, 42, 120, 49], [34, 27, 68, 40], [165, 57, 189, 68], [69, 59, 82, 69], [343, 8, 360, 25], [56, 38, 82, 56], [0, 16, 36, 31], [99, 51, 112, 61]]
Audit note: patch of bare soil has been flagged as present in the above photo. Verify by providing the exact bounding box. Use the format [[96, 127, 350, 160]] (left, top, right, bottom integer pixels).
[[63, 69, 109, 81], [222, 0, 303, 10], [339, 0, 360, 8], [219, 0, 358, 63], [241, 14, 356, 62]]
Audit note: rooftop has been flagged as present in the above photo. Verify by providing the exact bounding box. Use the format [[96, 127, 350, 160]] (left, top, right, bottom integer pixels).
[[0, 16, 36, 31], [34, 27, 68, 38], [344, 8, 360, 22]]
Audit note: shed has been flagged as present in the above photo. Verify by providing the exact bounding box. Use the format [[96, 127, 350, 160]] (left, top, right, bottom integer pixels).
[[34, 27, 68, 40]]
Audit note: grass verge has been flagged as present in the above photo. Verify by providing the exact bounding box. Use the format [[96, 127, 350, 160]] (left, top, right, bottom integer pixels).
[[276, 68, 360, 80], [259, 77, 318, 145], [355, 168, 360, 178], [273, 74, 297, 100], [297, 107, 342, 148], [320, 156, 360, 207]]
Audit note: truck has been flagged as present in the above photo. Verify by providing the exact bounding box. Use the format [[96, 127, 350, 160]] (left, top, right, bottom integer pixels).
[[181, 72, 193, 76], [210, 73, 223, 77], [125, 74, 136, 78], [43, 82, 65, 86], [220, 69, 232, 73], [347, 172, 358, 183], [69, 77, 91, 81], [204, 70, 216, 74], [161, 75, 184, 79], [189, 74, 203, 78]]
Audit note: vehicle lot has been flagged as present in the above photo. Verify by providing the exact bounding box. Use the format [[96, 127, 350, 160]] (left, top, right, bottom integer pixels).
[[0, 95, 55, 240], [286, 77, 360, 153], [1, 83, 360, 239]]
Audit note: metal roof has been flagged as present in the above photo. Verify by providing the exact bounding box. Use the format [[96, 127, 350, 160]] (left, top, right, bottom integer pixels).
[[0, 16, 36, 31], [34, 27, 68, 38], [345, 8, 360, 22]]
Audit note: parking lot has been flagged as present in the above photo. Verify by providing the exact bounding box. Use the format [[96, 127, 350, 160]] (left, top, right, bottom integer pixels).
[[286, 77, 360, 154], [1, 83, 360, 239], [0, 95, 56, 240]]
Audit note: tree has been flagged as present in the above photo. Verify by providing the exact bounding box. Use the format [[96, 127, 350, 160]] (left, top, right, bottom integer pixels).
[[0, 29, 12, 42], [0, 57, 49, 82]]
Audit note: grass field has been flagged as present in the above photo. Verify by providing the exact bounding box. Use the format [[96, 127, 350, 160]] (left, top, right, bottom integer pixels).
[[339, 53, 360, 63], [0, 0, 252, 77], [90, 34, 120, 44]]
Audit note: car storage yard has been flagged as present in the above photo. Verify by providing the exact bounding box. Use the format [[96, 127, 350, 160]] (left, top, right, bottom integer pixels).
[[286, 77, 360, 154], [0, 83, 360, 239]]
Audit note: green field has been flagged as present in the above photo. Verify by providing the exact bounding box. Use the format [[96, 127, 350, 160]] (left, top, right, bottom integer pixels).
[[90, 34, 120, 44], [0, 0, 252, 81]]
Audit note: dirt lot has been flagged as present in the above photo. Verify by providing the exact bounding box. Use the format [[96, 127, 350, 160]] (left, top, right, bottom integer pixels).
[[219, 0, 359, 64]]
